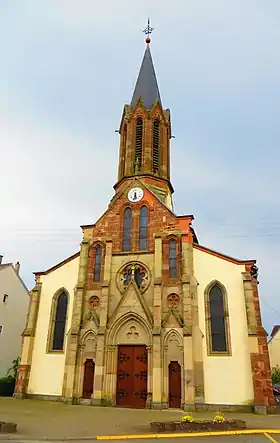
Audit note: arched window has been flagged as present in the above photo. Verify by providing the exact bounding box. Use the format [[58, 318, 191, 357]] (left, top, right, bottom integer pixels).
[[205, 282, 231, 355], [139, 206, 148, 250], [120, 124, 127, 178], [93, 245, 102, 281], [135, 118, 143, 171], [123, 207, 132, 251], [169, 239, 177, 278], [153, 119, 160, 173], [52, 291, 68, 351]]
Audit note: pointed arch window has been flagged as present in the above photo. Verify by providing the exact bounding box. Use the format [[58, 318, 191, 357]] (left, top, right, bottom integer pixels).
[[120, 124, 127, 178], [139, 206, 148, 250], [135, 117, 143, 171], [123, 207, 132, 251], [205, 282, 231, 355], [52, 291, 68, 351], [153, 119, 160, 173], [93, 245, 102, 281], [169, 239, 177, 278]]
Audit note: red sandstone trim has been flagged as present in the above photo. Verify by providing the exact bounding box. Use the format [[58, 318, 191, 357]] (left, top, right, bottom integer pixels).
[[34, 252, 80, 277], [194, 244, 256, 265]]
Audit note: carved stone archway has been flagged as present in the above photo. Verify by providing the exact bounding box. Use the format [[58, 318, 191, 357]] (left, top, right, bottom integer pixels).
[[104, 313, 152, 405]]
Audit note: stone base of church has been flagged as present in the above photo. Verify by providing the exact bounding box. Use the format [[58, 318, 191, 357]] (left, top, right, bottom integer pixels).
[[21, 393, 277, 414]]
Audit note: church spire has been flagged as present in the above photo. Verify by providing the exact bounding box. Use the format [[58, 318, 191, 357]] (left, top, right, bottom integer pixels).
[[115, 21, 173, 209], [131, 19, 162, 109]]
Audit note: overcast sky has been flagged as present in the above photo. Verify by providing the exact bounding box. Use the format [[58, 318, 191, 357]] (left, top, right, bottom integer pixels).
[[1, 0, 280, 334]]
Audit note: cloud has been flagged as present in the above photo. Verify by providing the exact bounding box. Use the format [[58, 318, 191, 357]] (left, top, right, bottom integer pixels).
[[0, 0, 280, 332]]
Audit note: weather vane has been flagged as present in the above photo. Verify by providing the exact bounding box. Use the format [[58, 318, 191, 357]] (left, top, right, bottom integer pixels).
[[143, 18, 154, 43]]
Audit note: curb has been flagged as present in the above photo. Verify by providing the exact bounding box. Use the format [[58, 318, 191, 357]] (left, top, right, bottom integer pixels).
[[1, 429, 280, 441]]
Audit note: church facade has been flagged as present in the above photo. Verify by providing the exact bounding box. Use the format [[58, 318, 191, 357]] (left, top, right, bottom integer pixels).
[[15, 36, 274, 412]]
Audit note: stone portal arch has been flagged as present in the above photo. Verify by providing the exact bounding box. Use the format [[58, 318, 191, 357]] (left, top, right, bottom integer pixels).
[[104, 313, 152, 406], [163, 329, 184, 408], [75, 330, 97, 399]]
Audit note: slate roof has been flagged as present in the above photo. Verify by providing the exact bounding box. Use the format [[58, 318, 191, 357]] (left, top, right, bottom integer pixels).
[[131, 43, 162, 109]]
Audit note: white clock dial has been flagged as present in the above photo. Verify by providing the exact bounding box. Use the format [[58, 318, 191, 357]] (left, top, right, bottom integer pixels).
[[128, 187, 144, 203]]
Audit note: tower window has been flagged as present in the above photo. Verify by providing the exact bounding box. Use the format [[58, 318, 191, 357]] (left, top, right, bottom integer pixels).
[[120, 124, 127, 178], [153, 119, 160, 173], [135, 118, 143, 171], [209, 285, 227, 352], [123, 207, 132, 251], [169, 239, 177, 278], [52, 291, 68, 351], [139, 206, 149, 250], [93, 245, 102, 282]]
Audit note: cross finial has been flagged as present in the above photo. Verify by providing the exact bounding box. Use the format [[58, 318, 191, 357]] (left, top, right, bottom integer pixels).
[[143, 18, 154, 44]]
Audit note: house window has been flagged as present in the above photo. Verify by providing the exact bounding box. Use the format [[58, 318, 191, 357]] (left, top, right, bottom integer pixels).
[[93, 245, 102, 281], [3, 294, 8, 303], [123, 207, 132, 251], [153, 119, 160, 173], [52, 291, 68, 351], [169, 239, 177, 278], [135, 117, 143, 171], [205, 282, 231, 355], [139, 206, 148, 250]]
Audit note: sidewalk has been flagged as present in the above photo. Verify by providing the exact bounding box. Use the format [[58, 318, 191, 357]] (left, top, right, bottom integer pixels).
[[0, 398, 280, 440]]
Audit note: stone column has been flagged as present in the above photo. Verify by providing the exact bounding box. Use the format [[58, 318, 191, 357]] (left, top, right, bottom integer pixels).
[[62, 239, 89, 401], [93, 239, 113, 404], [125, 120, 134, 176], [153, 233, 162, 330], [14, 283, 42, 397], [151, 233, 162, 408], [191, 275, 205, 407], [243, 269, 274, 414], [151, 334, 162, 409]]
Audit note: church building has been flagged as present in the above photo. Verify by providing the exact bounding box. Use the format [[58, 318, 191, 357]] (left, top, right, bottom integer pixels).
[[15, 30, 274, 412]]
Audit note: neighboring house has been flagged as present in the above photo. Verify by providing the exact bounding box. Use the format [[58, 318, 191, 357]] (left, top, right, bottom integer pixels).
[[15, 33, 274, 413], [268, 325, 280, 370], [0, 255, 30, 377]]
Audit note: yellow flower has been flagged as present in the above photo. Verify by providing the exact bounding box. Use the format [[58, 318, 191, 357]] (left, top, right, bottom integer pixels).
[[181, 415, 194, 423], [213, 415, 225, 423]]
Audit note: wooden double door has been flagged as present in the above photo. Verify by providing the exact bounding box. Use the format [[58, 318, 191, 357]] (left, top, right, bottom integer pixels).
[[116, 345, 147, 408]]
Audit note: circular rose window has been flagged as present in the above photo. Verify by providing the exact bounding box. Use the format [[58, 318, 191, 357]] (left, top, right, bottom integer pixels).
[[118, 262, 150, 293]]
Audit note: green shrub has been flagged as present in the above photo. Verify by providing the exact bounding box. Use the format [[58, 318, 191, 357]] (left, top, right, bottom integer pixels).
[[272, 366, 280, 385], [0, 376, 15, 397]]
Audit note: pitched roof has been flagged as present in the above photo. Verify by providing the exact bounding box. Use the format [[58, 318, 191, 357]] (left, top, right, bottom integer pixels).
[[131, 43, 162, 109], [271, 325, 280, 338]]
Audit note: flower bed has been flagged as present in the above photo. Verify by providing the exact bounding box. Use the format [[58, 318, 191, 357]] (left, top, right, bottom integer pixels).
[[150, 419, 246, 433], [0, 421, 17, 433]]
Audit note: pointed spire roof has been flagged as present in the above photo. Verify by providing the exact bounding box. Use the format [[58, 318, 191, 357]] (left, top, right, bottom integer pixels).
[[131, 41, 162, 110]]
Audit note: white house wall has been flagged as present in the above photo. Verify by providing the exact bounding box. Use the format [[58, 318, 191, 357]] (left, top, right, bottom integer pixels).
[[0, 266, 29, 377], [194, 248, 254, 405], [28, 257, 79, 396], [268, 330, 280, 370]]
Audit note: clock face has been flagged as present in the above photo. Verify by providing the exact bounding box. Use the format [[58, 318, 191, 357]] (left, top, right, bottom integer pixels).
[[128, 187, 144, 203]]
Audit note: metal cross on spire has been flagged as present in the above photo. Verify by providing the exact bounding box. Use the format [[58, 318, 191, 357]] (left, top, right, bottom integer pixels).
[[143, 18, 154, 43]]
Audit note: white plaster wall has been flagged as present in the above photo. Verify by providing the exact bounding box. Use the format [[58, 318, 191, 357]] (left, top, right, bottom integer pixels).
[[0, 266, 29, 376], [268, 330, 280, 369], [28, 256, 79, 396], [194, 248, 254, 405]]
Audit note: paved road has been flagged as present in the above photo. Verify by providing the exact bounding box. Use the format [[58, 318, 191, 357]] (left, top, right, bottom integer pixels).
[[5, 436, 280, 443]]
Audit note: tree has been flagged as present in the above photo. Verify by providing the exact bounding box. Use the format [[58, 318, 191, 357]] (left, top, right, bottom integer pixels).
[[271, 366, 280, 385], [6, 357, 20, 379]]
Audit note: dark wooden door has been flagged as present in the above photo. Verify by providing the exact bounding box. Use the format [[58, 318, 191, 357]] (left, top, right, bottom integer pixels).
[[82, 359, 95, 399], [116, 345, 147, 408], [168, 361, 181, 408]]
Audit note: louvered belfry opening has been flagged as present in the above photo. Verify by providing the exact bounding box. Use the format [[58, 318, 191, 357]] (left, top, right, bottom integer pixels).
[[135, 117, 143, 171], [153, 119, 160, 173]]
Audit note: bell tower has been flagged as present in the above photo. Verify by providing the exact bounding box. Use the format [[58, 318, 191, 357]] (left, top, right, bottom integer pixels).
[[114, 21, 173, 209]]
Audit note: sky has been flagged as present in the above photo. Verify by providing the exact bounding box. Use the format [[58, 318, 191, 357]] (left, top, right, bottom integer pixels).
[[1, 0, 280, 335]]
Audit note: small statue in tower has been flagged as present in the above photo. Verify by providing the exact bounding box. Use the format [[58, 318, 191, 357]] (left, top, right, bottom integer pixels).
[[134, 157, 141, 174], [250, 264, 259, 283]]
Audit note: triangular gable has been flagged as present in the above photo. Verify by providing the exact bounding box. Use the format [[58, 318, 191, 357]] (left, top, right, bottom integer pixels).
[[162, 308, 184, 328], [108, 280, 153, 329]]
